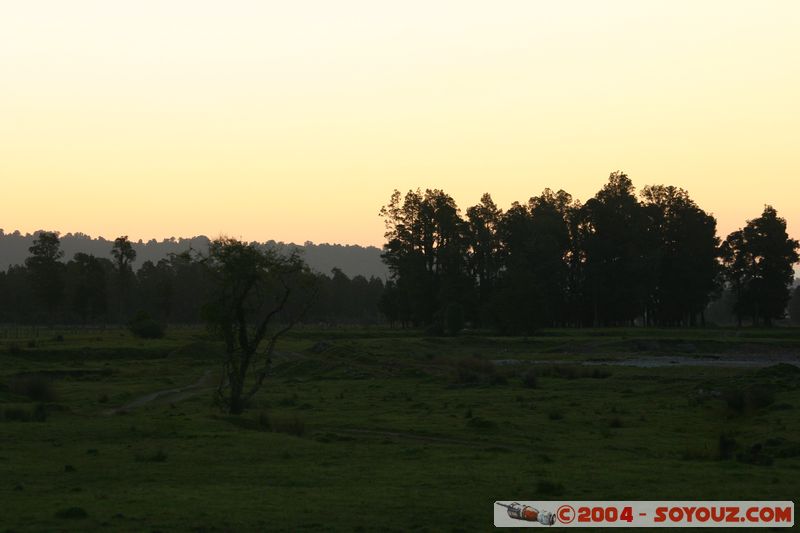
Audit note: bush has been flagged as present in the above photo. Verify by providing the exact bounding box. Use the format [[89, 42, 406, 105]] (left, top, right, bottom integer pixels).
[[54, 507, 88, 519], [682, 445, 714, 461], [453, 356, 497, 385], [535, 364, 611, 380], [737, 443, 773, 466], [718, 433, 738, 459], [2, 404, 48, 422], [723, 386, 775, 414], [747, 387, 776, 410], [3, 407, 31, 422], [773, 441, 800, 458], [32, 403, 48, 421], [466, 416, 498, 431], [521, 369, 538, 389], [135, 448, 167, 462], [128, 312, 165, 339], [7, 342, 23, 355], [257, 412, 306, 437], [8, 375, 56, 402], [589, 368, 612, 379]]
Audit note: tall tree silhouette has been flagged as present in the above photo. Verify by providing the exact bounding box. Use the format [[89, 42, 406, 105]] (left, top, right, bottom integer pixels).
[[491, 189, 575, 332], [465, 193, 503, 326], [493, 201, 537, 332], [641, 185, 720, 326], [137, 259, 175, 322], [67, 253, 109, 323], [527, 189, 574, 326], [25, 231, 65, 323], [721, 206, 799, 325], [720, 229, 750, 326], [111, 236, 137, 321], [577, 172, 655, 326], [380, 189, 471, 330]]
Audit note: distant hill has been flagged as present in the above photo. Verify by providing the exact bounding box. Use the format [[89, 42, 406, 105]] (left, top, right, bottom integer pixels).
[[0, 230, 388, 280]]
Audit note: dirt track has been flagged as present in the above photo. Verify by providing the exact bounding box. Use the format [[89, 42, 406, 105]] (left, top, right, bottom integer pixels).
[[103, 369, 215, 415]]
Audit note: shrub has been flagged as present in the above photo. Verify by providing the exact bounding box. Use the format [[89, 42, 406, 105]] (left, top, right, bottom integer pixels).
[[3, 407, 31, 422], [551, 365, 578, 379], [521, 370, 538, 389], [747, 387, 775, 410], [1, 404, 47, 422], [7, 343, 23, 355], [737, 443, 773, 466], [258, 412, 306, 437], [682, 445, 713, 461], [774, 441, 800, 458], [590, 368, 612, 379], [128, 311, 165, 339], [135, 448, 167, 462], [535, 364, 611, 380], [723, 389, 746, 413], [723, 386, 775, 414], [54, 507, 88, 519], [718, 433, 738, 459], [32, 403, 48, 421], [9, 375, 57, 402], [453, 356, 496, 385], [466, 416, 498, 431]]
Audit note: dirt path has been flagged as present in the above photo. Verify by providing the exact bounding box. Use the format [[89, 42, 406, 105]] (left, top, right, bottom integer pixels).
[[103, 369, 215, 415], [100, 351, 306, 416]]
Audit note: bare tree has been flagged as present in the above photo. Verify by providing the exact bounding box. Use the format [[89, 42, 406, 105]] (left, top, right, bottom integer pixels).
[[204, 237, 316, 414]]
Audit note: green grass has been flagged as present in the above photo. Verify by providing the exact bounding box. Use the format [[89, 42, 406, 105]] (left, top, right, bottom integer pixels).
[[1, 327, 799, 531]]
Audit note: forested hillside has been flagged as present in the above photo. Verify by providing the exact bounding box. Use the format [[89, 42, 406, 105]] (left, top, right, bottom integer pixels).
[[0, 232, 387, 279]]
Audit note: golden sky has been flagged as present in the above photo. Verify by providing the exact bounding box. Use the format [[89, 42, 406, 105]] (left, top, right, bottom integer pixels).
[[1, 1, 798, 246]]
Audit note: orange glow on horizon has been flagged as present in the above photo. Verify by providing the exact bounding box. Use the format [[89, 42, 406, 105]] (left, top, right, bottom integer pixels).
[[1, 1, 798, 247]]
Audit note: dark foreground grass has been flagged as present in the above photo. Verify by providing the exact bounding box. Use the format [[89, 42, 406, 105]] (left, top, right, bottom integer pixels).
[[1, 327, 799, 531]]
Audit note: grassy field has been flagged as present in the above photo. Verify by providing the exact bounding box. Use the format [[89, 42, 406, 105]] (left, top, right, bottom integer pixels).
[[1, 326, 799, 531]]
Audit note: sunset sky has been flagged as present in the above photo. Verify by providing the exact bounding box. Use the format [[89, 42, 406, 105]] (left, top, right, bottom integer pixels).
[[2, 1, 798, 247]]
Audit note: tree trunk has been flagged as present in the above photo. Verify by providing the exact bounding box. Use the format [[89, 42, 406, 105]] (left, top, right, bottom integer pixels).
[[228, 375, 245, 414]]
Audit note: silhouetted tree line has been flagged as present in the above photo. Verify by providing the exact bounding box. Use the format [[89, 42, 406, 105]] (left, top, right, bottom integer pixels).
[[0, 235, 385, 326], [0, 231, 388, 279], [379, 172, 799, 332]]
